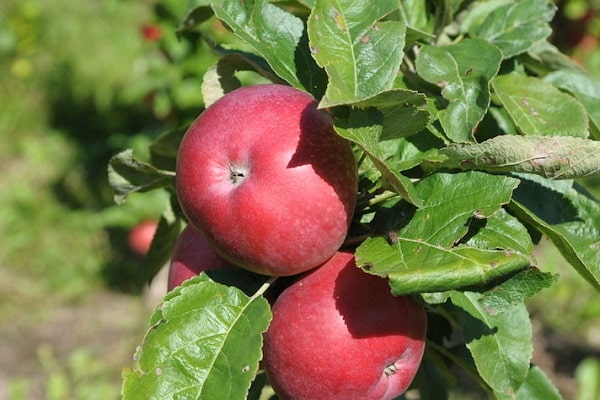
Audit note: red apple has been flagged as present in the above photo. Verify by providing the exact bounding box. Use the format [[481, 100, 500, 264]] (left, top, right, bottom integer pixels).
[[127, 220, 158, 256], [263, 251, 427, 400], [175, 84, 357, 276], [140, 24, 162, 42], [168, 224, 235, 291]]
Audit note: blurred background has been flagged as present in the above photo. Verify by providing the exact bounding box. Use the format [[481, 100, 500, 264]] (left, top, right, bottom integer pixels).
[[0, 0, 598, 399]]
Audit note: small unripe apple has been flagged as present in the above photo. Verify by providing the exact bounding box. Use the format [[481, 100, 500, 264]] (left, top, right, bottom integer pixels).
[[176, 84, 357, 276], [168, 224, 234, 291], [127, 220, 158, 256], [263, 251, 427, 400]]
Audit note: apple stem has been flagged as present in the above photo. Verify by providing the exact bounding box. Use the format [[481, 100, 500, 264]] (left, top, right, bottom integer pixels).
[[228, 164, 248, 185], [383, 363, 398, 376]]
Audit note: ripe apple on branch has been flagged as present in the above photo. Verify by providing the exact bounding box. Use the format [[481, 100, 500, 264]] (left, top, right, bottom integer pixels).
[[175, 84, 358, 277]]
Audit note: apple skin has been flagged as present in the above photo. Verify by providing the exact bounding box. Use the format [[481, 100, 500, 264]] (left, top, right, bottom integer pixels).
[[263, 251, 427, 400], [127, 220, 158, 256], [176, 84, 357, 276], [168, 224, 235, 291]]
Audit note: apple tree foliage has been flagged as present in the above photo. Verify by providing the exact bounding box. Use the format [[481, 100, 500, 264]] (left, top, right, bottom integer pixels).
[[109, 0, 600, 398]]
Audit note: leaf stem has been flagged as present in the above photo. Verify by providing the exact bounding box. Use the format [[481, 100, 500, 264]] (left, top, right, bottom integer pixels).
[[343, 234, 371, 248], [356, 190, 399, 212], [251, 276, 278, 300], [426, 340, 494, 397], [368, 190, 398, 206]]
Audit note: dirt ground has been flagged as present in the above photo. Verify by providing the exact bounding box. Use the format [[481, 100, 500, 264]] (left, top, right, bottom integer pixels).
[[0, 264, 170, 400], [0, 290, 146, 400]]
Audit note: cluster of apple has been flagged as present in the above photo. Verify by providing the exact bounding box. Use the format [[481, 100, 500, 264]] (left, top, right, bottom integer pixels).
[[170, 84, 427, 399]]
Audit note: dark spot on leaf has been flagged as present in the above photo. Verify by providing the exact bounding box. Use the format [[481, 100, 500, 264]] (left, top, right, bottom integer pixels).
[[386, 231, 398, 244], [472, 210, 485, 219], [460, 159, 476, 168]]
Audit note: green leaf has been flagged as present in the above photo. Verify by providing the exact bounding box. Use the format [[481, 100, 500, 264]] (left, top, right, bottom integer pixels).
[[478, 267, 558, 316], [122, 274, 272, 400], [459, 0, 513, 34], [450, 291, 532, 397], [544, 69, 600, 140], [399, 0, 434, 34], [379, 171, 521, 246], [180, 1, 214, 31], [211, 0, 325, 93], [491, 73, 589, 137], [354, 89, 430, 139], [415, 38, 503, 142], [523, 40, 583, 76], [108, 150, 175, 205], [466, 207, 534, 255], [509, 175, 600, 289], [355, 171, 532, 294], [149, 128, 187, 172], [334, 107, 423, 206], [438, 135, 600, 179], [146, 202, 182, 284], [201, 53, 282, 107], [360, 240, 530, 295], [514, 365, 563, 400], [307, 0, 406, 107], [471, 0, 556, 58]]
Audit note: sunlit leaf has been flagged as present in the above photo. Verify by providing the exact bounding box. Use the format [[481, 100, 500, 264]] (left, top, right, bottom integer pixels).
[[438, 135, 600, 179], [355, 171, 531, 294], [201, 53, 281, 107], [513, 366, 563, 400], [478, 267, 558, 316], [308, 0, 406, 107], [122, 275, 272, 400], [544, 69, 600, 140], [471, 0, 556, 58], [491, 73, 589, 137], [450, 291, 532, 396], [416, 38, 503, 142], [211, 0, 325, 94]]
